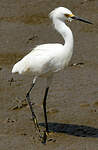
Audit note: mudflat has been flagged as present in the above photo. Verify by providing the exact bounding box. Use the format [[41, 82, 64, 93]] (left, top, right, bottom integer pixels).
[[0, 0, 98, 149]]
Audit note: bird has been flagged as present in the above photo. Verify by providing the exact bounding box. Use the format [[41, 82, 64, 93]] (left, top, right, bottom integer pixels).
[[12, 7, 92, 143]]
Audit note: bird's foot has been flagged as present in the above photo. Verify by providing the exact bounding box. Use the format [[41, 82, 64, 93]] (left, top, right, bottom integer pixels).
[[33, 118, 42, 138], [41, 131, 55, 144], [47, 131, 54, 136], [41, 131, 48, 144]]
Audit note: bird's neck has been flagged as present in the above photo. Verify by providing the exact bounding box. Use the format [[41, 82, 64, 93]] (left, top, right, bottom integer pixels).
[[53, 19, 74, 49]]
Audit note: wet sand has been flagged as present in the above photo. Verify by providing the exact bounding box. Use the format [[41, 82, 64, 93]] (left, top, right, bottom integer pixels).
[[0, 0, 98, 149]]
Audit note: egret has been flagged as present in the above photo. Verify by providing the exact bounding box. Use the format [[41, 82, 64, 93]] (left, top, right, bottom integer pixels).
[[12, 7, 92, 143]]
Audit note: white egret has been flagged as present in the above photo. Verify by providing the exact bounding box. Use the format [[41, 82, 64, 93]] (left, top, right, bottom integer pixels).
[[12, 7, 92, 143]]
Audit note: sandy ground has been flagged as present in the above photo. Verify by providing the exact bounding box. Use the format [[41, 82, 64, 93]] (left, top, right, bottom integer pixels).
[[0, 0, 98, 149]]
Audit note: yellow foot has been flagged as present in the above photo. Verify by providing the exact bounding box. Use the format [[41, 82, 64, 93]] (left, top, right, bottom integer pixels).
[[33, 118, 40, 129], [33, 118, 42, 138], [45, 131, 55, 136], [46, 131, 54, 136], [41, 131, 47, 144], [33, 118, 37, 125], [41, 131, 56, 144]]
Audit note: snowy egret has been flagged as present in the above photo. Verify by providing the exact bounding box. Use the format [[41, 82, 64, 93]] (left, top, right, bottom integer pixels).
[[12, 7, 92, 143]]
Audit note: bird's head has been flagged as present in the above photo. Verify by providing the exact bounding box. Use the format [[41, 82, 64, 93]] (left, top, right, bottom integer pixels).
[[49, 7, 92, 24]]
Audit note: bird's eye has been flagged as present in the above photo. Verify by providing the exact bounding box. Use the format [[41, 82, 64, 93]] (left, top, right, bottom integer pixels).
[[64, 14, 70, 18]]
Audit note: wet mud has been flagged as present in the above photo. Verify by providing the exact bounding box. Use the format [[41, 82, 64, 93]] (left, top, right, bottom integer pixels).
[[0, 0, 98, 149]]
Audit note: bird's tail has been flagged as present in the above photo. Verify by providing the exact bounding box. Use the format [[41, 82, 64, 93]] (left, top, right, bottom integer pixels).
[[12, 61, 23, 74]]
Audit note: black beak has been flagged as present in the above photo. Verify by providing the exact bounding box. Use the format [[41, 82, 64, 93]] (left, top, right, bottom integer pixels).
[[71, 16, 92, 24]]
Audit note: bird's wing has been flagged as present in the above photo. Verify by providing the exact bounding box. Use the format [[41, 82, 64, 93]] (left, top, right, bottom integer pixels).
[[31, 43, 62, 53], [22, 43, 63, 75]]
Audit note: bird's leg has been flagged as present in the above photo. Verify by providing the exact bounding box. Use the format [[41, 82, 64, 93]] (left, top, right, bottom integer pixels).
[[26, 77, 41, 137], [43, 87, 49, 133], [42, 87, 49, 144]]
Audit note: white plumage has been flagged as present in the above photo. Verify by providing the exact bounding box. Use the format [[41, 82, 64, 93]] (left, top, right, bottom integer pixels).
[[12, 7, 74, 79], [12, 7, 92, 143], [12, 43, 72, 76]]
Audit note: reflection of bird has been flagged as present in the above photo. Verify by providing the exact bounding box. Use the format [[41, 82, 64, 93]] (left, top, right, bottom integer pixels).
[[12, 7, 92, 143]]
